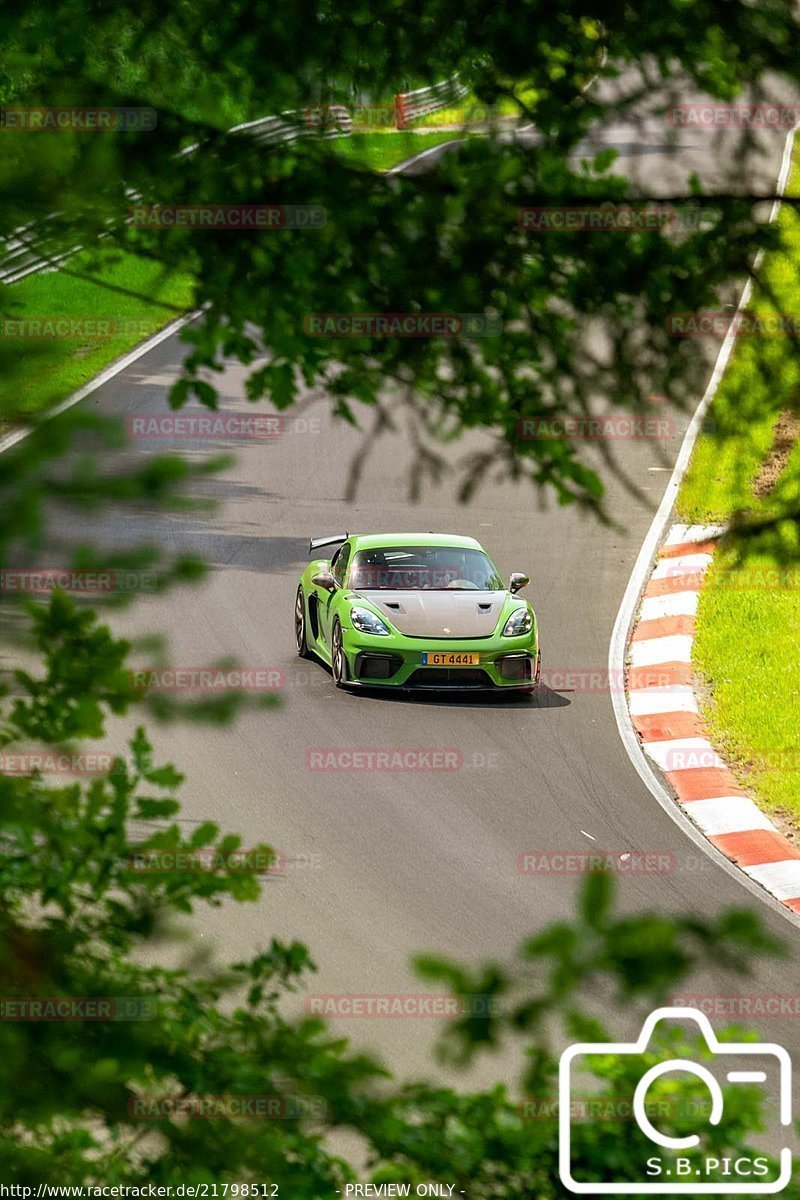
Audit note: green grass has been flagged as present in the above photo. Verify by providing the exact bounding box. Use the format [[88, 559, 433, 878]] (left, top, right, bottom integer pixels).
[[677, 151, 800, 821], [678, 161, 800, 522], [332, 129, 464, 171], [0, 248, 195, 425], [693, 528, 800, 817], [0, 129, 455, 435]]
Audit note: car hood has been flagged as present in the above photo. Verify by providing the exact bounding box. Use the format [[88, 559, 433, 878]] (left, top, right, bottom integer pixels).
[[352, 590, 507, 638]]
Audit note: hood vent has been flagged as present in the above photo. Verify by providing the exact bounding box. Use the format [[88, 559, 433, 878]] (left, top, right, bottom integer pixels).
[[367, 590, 503, 638]]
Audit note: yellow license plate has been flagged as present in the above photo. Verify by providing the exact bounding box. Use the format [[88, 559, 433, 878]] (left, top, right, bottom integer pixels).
[[421, 652, 480, 666]]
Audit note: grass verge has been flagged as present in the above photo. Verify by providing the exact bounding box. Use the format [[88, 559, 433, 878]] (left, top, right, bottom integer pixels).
[[0, 128, 463, 435], [0, 248, 195, 426], [332, 129, 464, 171], [676, 152, 800, 823]]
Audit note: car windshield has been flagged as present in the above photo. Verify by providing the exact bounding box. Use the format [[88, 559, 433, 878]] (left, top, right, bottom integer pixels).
[[348, 546, 503, 591]]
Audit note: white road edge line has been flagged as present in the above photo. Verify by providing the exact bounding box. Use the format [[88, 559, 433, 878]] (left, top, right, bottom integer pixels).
[[3, 77, 604, 452], [1, 132, 470, 456], [608, 121, 800, 925], [0, 309, 202, 457], [384, 138, 466, 176], [387, 53, 603, 173]]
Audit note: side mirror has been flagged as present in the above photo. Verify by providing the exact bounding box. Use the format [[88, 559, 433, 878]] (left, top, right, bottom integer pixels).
[[312, 570, 338, 593], [509, 572, 530, 594]]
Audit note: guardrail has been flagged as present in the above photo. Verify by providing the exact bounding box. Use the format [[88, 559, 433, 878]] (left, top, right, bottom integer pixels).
[[0, 76, 463, 284], [394, 75, 469, 130], [0, 222, 81, 285], [230, 105, 353, 144]]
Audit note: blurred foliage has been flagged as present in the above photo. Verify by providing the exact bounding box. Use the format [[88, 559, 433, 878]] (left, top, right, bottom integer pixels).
[[2, 0, 800, 508], [1, 0, 800, 1191]]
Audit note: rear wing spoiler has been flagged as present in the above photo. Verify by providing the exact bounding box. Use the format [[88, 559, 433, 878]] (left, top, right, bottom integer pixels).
[[309, 533, 348, 555]]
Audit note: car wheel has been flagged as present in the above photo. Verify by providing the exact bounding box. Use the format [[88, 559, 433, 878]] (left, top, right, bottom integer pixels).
[[295, 588, 312, 658], [331, 619, 349, 689]]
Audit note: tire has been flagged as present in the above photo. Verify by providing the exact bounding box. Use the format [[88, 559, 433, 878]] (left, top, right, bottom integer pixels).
[[295, 588, 312, 658], [331, 619, 349, 689]]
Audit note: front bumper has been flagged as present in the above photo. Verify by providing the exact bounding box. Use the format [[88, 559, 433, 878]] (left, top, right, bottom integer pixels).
[[341, 626, 541, 690]]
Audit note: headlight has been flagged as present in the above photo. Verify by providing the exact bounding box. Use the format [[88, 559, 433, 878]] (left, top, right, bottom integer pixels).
[[502, 607, 532, 637], [350, 606, 391, 636]]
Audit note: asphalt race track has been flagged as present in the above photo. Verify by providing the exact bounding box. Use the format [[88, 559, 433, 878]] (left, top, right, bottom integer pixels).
[[19, 74, 800, 1093]]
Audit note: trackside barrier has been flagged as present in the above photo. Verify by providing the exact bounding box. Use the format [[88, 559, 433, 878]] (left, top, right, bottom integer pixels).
[[394, 75, 469, 129], [0, 76, 462, 282]]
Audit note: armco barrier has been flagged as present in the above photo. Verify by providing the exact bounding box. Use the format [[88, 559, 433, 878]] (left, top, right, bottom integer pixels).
[[0, 105, 352, 284], [394, 75, 469, 129], [0, 76, 463, 283]]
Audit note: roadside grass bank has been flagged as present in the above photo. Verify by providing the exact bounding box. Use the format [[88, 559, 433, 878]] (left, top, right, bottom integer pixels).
[[0, 129, 467, 437], [676, 154, 800, 823], [332, 129, 464, 170], [0, 248, 195, 428]]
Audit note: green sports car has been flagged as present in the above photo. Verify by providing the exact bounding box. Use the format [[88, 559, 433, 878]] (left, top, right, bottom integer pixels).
[[294, 532, 540, 692]]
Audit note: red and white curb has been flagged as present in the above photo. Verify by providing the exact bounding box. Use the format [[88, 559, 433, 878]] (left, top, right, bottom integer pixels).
[[626, 522, 800, 915]]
